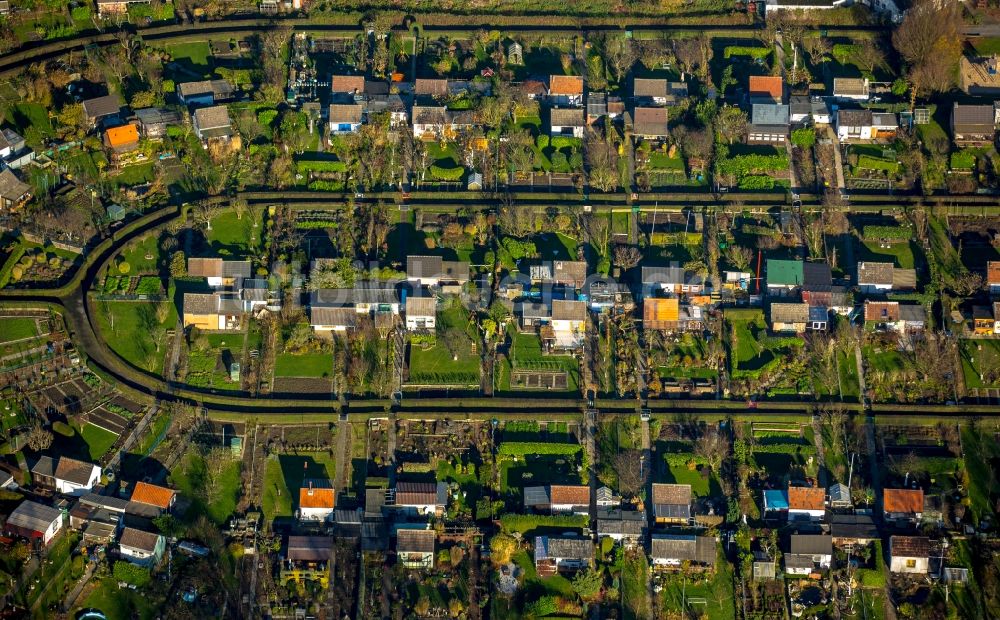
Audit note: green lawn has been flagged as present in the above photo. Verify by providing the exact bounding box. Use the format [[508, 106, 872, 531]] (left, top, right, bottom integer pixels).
[[649, 152, 685, 171], [169, 451, 241, 525], [80, 423, 119, 460], [865, 348, 906, 373], [504, 330, 580, 393], [622, 550, 650, 620], [113, 162, 156, 188], [959, 339, 1000, 389], [7, 102, 54, 148], [859, 239, 920, 270], [274, 353, 331, 378], [119, 233, 162, 275], [262, 451, 336, 524], [0, 317, 38, 343], [533, 232, 579, 261], [660, 547, 734, 620], [838, 349, 860, 399], [95, 300, 175, 376], [961, 425, 1000, 524], [408, 304, 481, 386], [186, 333, 242, 389], [167, 41, 213, 77], [661, 457, 721, 498], [206, 209, 264, 257], [77, 576, 156, 620], [501, 454, 581, 496]]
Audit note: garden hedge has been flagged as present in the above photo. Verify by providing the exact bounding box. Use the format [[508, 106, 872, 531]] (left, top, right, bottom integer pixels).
[[499, 514, 589, 534], [498, 441, 582, 456], [430, 165, 465, 181]]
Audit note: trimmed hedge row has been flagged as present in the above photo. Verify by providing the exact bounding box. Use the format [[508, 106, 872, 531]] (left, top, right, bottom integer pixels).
[[499, 513, 589, 534], [498, 441, 582, 456]]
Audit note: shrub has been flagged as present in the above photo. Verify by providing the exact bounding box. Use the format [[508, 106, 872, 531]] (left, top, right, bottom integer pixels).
[[950, 151, 976, 170], [498, 442, 582, 456], [716, 154, 789, 176], [113, 561, 151, 587], [118, 261, 131, 275], [791, 127, 816, 148], [551, 136, 582, 150], [430, 165, 465, 181], [10, 265, 23, 281], [724, 46, 771, 59], [862, 224, 911, 241], [499, 514, 589, 534], [536, 134, 549, 149], [738, 175, 775, 190], [52, 421, 74, 437]]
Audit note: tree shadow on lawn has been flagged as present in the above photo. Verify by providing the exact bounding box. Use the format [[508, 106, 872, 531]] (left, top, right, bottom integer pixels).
[[279, 453, 334, 499]]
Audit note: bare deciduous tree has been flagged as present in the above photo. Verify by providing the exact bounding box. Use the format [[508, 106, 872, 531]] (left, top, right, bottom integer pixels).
[[613, 245, 643, 270], [613, 449, 644, 497], [892, 0, 961, 108]]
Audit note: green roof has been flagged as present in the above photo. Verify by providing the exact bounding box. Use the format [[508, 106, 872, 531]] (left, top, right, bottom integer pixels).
[[766, 259, 804, 286]]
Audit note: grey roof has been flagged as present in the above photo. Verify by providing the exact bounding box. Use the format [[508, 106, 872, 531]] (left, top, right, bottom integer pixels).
[[119, 527, 161, 552], [54, 457, 98, 486], [751, 103, 790, 127], [858, 262, 894, 285], [309, 306, 357, 328], [30, 455, 56, 478], [407, 255, 470, 282], [82, 94, 122, 120], [872, 113, 897, 128], [550, 108, 585, 127], [838, 108, 873, 126], [770, 303, 810, 324], [633, 77, 668, 99], [134, 107, 182, 127], [653, 503, 692, 519], [287, 535, 333, 561], [631, 106, 669, 137], [523, 485, 551, 506], [184, 292, 219, 315], [552, 300, 587, 321], [193, 105, 231, 131], [365, 489, 386, 516], [651, 535, 716, 565], [412, 105, 448, 125], [8, 500, 61, 533], [311, 284, 399, 306], [335, 508, 362, 524], [405, 296, 436, 317], [597, 517, 645, 537], [79, 493, 130, 513], [953, 103, 995, 132], [535, 536, 593, 562], [642, 266, 703, 286], [329, 103, 363, 123], [397, 528, 436, 553], [0, 169, 30, 202], [176, 79, 234, 100], [587, 92, 608, 116], [222, 260, 252, 278], [833, 78, 869, 97], [803, 262, 832, 287], [789, 534, 832, 555], [518, 302, 551, 320], [899, 304, 925, 323], [830, 513, 878, 540], [789, 95, 811, 117]]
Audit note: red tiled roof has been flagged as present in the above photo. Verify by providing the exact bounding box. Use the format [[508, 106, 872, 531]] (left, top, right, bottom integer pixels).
[[749, 75, 783, 100], [549, 75, 583, 95], [299, 487, 335, 509], [788, 486, 825, 511], [988, 261, 1000, 285], [549, 485, 590, 505], [883, 488, 923, 515], [130, 482, 175, 509]]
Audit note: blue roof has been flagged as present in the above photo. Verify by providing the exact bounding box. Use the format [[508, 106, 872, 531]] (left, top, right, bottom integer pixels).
[[809, 306, 828, 322], [764, 490, 789, 510]]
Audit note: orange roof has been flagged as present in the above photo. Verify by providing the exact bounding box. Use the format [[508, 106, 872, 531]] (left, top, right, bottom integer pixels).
[[749, 75, 783, 100], [644, 298, 679, 322], [104, 124, 139, 147], [299, 487, 336, 509], [988, 261, 1000, 285], [787, 486, 825, 511], [549, 75, 583, 95], [883, 488, 923, 515], [130, 481, 176, 509], [549, 485, 590, 505], [864, 301, 899, 322]]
